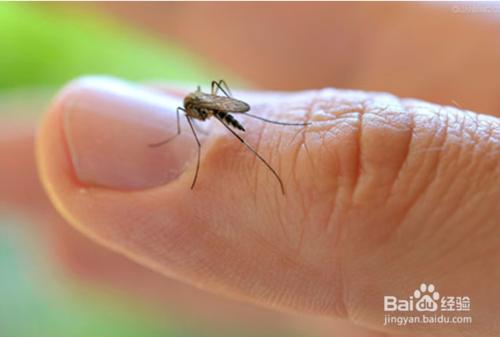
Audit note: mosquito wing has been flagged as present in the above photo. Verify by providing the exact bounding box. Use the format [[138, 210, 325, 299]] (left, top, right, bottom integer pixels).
[[195, 94, 250, 113]]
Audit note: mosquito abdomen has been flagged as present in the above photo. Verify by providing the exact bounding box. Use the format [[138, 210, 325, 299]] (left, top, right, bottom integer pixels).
[[217, 111, 245, 131]]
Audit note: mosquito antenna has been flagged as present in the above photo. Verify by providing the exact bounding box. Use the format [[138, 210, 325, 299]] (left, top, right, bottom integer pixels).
[[244, 112, 311, 126], [149, 107, 184, 147], [215, 114, 285, 194], [185, 116, 202, 189]]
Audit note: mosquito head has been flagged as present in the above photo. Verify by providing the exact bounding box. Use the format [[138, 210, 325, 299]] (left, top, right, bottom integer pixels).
[[183, 93, 194, 108]]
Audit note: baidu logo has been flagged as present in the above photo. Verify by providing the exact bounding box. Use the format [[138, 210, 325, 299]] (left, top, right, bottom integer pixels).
[[383, 283, 472, 326], [414, 283, 440, 312]]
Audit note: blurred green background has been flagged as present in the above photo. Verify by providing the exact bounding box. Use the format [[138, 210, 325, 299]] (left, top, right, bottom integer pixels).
[[0, 3, 209, 90], [0, 3, 273, 337]]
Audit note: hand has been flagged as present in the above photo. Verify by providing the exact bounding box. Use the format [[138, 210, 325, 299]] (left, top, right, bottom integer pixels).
[[35, 76, 499, 337]]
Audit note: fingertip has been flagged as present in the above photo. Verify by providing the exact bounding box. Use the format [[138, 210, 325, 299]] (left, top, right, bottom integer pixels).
[[35, 76, 199, 247]]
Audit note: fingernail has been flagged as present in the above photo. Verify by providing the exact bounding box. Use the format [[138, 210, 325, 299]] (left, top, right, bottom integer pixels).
[[62, 76, 195, 190]]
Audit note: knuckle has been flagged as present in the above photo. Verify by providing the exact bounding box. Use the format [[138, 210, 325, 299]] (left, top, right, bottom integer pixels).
[[296, 89, 418, 209]]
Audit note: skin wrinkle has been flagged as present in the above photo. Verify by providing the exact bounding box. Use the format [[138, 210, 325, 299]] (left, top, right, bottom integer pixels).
[[288, 140, 307, 254], [287, 98, 317, 254], [468, 110, 482, 149], [328, 148, 344, 245], [419, 108, 467, 244], [274, 91, 346, 312], [301, 97, 360, 243], [390, 105, 449, 243], [444, 111, 477, 215], [288, 128, 307, 174], [482, 114, 500, 148], [397, 105, 495, 268], [303, 95, 341, 236], [437, 110, 481, 228], [299, 136, 320, 236], [324, 158, 340, 235], [299, 99, 318, 187], [431, 116, 499, 265], [352, 102, 364, 202], [320, 115, 346, 238], [387, 103, 414, 201], [289, 95, 316, 188], [475, 117, 499, 190], [272, 112, 312, 250], [463, 112, 498, 187], [353, 103, 439, 257], [360, 100, 412, 205], [479, 115, 500, 157], [353, 99, 402, 206], [454, 106, 469, 174], [311, 151, 337, 231], [288, 94, 363, 320], [309, 108, 358, 191]]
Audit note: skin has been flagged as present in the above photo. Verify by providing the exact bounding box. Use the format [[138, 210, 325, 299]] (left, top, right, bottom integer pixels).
[[1, 3, 500, 337]]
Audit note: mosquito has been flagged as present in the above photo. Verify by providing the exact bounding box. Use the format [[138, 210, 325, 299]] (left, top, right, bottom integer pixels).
[[149, 80, 310, 194]]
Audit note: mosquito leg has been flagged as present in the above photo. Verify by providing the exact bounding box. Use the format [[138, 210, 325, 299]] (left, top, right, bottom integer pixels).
[[215, 115, 285, 194], [149, 107, 184, 147], [218, 80, 232, 97], [186, 115, 202, 190], [211, 80, 232, 98], [243, 112, 311, 126], [211, 81, 218, 95]]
